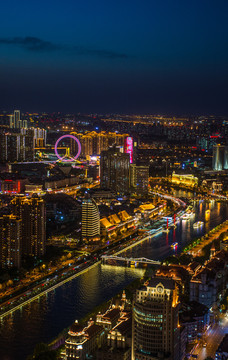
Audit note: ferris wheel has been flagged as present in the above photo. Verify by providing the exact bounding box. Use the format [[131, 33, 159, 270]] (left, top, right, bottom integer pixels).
[[54, 134, 81, 162]]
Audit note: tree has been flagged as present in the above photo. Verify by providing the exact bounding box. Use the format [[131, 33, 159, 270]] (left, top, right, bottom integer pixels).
[[27, 343, 58, 360]]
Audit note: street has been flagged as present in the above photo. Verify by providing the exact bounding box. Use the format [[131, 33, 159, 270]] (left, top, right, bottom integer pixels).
[[192, 315, 228, 360]]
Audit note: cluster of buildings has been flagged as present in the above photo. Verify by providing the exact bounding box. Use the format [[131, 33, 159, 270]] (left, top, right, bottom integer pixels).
[[171, 172, 198, 188], [0, 110, 47, 163], [0, 196, 46, 268], [100, 145, 149, 196], [100, 211, 135, 240], [70, 131, 128, 158], [61, 242, 228, 360]]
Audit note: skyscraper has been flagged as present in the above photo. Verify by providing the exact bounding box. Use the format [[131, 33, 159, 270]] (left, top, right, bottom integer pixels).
[[100, 146, 130, 194], [130, 164, 149, 196], [82, 196, 100, 241], [132, 277, 180, 360], [11, 196, 46, 256], [0, 214, 22, 268], [212, 144, 228, 170], [14, 110, 20, 129]]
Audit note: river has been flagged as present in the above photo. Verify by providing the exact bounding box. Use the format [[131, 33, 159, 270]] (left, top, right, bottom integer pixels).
[[0, 196, 227, 360]]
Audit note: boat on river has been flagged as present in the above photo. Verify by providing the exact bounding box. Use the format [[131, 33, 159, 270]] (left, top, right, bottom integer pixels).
[[193, 221, 204, 229], [171, 242, 178, 249]]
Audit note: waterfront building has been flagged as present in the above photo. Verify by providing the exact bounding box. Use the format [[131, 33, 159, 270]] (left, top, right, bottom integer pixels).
[[82, 196, 100, 241], [100, 210, 134, 240], [96, 307, 121, 331], [100, 146, 130, 194], [11, 196, 46, 256], [65, 319, 105, 360], [96, 312, 132, 360], [130, 164, 149, 195], [132, 277, 180, 360], [0, 214, 22, 268], [171, 172, 198, 187]]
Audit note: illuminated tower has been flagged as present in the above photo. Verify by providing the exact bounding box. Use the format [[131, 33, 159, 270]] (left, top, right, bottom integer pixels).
[[14, 110, 20, 129], [0, 214, 22, 268], [11, 196, 46, 256], [9, 115, 15, 128], [212, 145, 226, 170], [82, 196, 100, 241], [100, 146, 130, 194], [132, 277, 180, 360]]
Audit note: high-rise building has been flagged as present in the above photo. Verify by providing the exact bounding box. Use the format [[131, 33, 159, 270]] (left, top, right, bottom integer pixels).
[[100, 146, 130, 194], [212, 144, 228, 170], [130, 164, 149, 195], [11, 196, 46, 256], [14, 110, 20, 129], [132, 277, 180, 360], [82, 196, 100, 241], [0, 214, 22, 268], [70, 131, 127, 158], [0, 132, 34, 163], [9, 115, 15, 128], [33, 128, 47, 147]]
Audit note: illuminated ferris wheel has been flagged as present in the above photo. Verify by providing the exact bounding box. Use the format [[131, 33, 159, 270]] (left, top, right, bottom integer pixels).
[[54, 134, 81, 162]]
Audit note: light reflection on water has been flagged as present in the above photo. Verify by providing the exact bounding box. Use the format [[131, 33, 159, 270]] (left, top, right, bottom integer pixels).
[[0, 197, 227, 360], [0, 264, 144, 360]]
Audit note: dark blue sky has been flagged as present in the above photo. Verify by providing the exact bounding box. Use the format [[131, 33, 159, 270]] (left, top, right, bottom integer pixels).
[[0, 0, 228, 114]]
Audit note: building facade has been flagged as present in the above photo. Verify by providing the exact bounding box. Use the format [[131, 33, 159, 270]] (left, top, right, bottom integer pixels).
[[0, 214, 22, 268], [132, 278, 180, 360], [82, 196, 100, 241], [11, 196, 46, 256], [100, 146, 130, 194], [212, 145, 228, 170], [130, 164, 149, 195]]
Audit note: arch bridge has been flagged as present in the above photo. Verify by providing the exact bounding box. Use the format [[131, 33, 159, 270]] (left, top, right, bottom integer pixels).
[[101, 255, 161, 266]]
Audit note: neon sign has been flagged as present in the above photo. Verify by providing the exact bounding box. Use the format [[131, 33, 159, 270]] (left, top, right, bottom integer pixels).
[[124, 137, 133, 163]]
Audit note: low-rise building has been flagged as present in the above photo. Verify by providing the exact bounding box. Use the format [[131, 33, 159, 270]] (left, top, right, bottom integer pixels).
[[179, 302, 209, 344], [65, 320, 105, 360], [215, 333, 228, 360], [190, 249, 228, 307]]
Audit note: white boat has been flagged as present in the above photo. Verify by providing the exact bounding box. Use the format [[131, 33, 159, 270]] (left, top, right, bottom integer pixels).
[[193, 221, 204, 229], [171, 242, 178, 249], [181, 213, 192, 220]]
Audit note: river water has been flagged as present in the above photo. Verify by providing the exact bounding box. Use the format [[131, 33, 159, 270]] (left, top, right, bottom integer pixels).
[[0, 195, 227, 360]]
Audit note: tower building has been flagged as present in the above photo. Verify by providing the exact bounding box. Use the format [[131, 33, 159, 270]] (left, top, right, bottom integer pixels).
[[11, 196, 46, 256], [82, 196, 100, 241], [212, 145, 228, 170], [130, 164, 149, 196], [132, 277, 180, 360], [0, 214, 22, 268], [100, 146, 130, 194], [14, 110, 20, 129]]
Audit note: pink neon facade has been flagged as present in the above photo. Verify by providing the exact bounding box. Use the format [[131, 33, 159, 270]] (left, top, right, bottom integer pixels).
[[124, 136, 133, 163]]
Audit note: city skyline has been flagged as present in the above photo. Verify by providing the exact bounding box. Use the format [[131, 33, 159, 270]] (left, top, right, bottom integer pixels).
[[0, 0, 228, 115]]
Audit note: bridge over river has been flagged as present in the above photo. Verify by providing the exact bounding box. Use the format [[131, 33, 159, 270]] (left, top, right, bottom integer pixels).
[[101, 255, 161, 266]]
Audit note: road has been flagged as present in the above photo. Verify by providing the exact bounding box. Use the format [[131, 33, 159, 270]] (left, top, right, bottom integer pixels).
[[192, 315, 228, 360]]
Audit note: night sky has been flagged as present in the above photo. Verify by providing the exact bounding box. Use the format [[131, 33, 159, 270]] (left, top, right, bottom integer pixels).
[[0, 0, 228, 115]]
